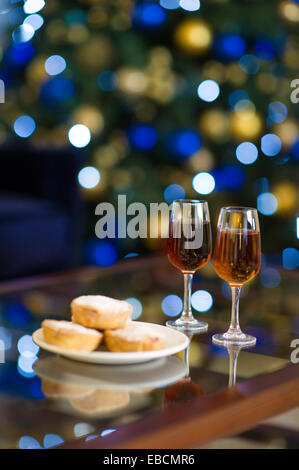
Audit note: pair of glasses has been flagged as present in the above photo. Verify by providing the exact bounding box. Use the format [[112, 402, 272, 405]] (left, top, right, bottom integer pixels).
[[167, 200, 261, 347]]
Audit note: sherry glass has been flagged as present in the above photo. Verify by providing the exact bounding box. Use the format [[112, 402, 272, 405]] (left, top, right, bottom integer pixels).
[[166, 199, 212, 332], [212, 207, 261, 346]]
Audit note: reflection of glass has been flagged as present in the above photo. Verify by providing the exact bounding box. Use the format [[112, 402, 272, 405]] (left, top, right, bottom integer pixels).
[[213, 207, 261, 347], [227, 345, 242, 388], [164, 332, 204, 408], [221, 343, 255, 388], [167, 199, 212, 332]]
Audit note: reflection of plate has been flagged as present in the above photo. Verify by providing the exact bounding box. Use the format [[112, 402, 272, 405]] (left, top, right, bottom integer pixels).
[[34, 355, 188, 391], [32, 321, 189, 365]]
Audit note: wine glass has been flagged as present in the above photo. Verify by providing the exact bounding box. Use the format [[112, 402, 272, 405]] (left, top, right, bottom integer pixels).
[[212, 207, 261, 346], [166, 199, 212, 331]]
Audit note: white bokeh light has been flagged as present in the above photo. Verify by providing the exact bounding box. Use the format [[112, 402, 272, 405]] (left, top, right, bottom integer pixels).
[[191, 290, 213, 312], [179, 0, 200, 11], [125, 297, 142, 320], [74, 423, 95, 438], [23, 14, 44, 31], [17, 334, 39, 358], [45, 55, 66, 76], [197, 80, 220, 102], [23, 0, 45, 15], [68, 124, 91, 148], [12, 24, 35, 43], [78, 166, 100, 189], [192, 172, 215, 194], [101, 429, 116, 437]]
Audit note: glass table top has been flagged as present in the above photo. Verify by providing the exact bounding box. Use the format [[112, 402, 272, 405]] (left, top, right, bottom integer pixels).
[[0, 255, 297, 449]]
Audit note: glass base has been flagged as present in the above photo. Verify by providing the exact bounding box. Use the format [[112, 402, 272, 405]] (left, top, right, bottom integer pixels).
[[166, 317, 208, 333], [212, 331, 256, 347]]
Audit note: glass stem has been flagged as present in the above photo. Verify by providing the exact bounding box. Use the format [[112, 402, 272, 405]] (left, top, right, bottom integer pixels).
[[182, 273, 193, 320], [228, 285, 242, 335]]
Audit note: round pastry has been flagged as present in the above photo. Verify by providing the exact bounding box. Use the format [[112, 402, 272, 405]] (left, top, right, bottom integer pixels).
[[71, 295, 132, 330], [105, 321, 164, 352], [69, 389, 130, 415], [42, 320, 103, 351]]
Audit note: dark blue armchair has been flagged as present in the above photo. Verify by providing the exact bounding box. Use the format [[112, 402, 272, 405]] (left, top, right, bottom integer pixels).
[[0, 144, 85, 280]]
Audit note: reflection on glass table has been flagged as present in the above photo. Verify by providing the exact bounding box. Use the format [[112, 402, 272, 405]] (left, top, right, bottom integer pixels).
[[0, 256, 297, 448]]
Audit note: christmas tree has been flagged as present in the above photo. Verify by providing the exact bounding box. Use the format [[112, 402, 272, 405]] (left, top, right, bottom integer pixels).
[[0, 0, 298, 270]]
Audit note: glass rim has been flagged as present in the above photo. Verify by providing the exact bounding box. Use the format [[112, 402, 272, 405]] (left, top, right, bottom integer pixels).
[[172, 199, 208, 205], [221, 206, 258, 213]]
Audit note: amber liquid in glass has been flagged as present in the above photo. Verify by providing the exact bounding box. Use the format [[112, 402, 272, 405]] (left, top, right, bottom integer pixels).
[[167, 221, 211, 273], [213, 229, 261, 285]]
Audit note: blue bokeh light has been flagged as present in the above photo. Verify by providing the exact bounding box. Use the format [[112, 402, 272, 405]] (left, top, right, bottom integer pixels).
[[212, 165, 245, 191], [19, 436, 42, 449], [166, 130, 201, 160], [44, 434, 64, 449], [14, 115, 36, 138], [8, 43, 35, 65], [7, 303, 31, 326], [98, 71, 118, 91], [213, 33, 246, 60], [159, 0, 180, 8], [253, 177, 270, 196], [228, 90, 249, 108], [40, 77, 75, 106], [164, 184, 185, 203], [238, 54, 260, 74], [268, 102, 287, 124], [65, 9, 86, 26], [124, 253, 139, 258], [261, 133, 282, 157], [86, 241, 118, 267], [257, 192, 278, 215], [236, 142, 258, 165], [161, 295, 183, 317], [253, 38, 275, 61], [133, 2, 167, 29], [260, 267, 280, 288], [45, 55, 66, 76], [127, 124, 157, 151], [282, 248, 299, 270], [197, 80, 220, 102], [292, 139, 299, 160]]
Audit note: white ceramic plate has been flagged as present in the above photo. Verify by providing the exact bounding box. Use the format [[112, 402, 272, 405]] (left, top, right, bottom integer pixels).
[[33, 355, 188, 390], [32, 321, 189, 365]]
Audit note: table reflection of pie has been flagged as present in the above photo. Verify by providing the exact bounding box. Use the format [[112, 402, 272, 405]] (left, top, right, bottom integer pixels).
[[34, 355, 187, 391], [69, 390, 130, 415]]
